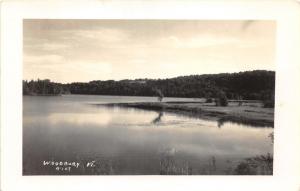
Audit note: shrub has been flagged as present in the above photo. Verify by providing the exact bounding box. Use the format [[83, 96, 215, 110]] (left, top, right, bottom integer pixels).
[[215, 91, 228, 106], [262, 90, 275, 108], [206, 98, 213, 103], [234, 162, 255, 175], [234, 153, 273, 175], [263, 99, 274, 108]]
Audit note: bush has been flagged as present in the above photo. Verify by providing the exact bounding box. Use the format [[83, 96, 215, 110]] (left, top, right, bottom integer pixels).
[[234, 162, 256, 175], [215, 91, 228, 106], [206, 98, 213, 103], [262, 90, 275, 108], [234, 153, 273, 175], [263, 99, 274, 108]]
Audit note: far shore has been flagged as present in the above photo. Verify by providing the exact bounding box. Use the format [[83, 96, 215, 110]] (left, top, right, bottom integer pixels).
[[96, 101, 274, 127]]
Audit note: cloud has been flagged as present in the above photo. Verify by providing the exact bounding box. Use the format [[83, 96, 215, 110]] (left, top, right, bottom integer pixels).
[[71, 28, 129, 43], [23, 58, 113, 83], [23, 20, 276, 83], [42, 43, 71, 51], [158, 35, 242, 49], [24, 54, 64, 66]]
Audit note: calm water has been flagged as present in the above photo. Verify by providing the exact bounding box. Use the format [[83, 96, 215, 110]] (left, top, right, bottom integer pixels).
[[23, 95, 273, 175]]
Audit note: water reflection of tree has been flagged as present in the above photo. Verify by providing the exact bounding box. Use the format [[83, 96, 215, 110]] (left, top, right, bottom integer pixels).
[[217, 120, 224, 128], [152, 111, 164, 124], [268, 132, 274, 144]]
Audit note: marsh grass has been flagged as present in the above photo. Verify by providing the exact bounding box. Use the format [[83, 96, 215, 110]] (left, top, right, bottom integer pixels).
[[234, 153, 273, 175], [159, 155, 192, 175]]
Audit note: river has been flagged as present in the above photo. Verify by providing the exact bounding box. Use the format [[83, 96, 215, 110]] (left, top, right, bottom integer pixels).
[[23, 95, 273, 175]]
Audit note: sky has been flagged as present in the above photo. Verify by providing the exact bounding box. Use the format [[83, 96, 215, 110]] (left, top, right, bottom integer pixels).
[[23, 20, 276, 83]]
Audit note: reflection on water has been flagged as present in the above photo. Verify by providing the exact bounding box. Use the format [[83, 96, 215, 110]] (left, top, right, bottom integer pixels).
[[217, 120, 224, 128], [23, 95, 273, 175], [152, 111, 164, 124]]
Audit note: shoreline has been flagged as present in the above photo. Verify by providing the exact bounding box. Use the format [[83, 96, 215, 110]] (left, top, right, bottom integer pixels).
[[96, 101, 274, 127]]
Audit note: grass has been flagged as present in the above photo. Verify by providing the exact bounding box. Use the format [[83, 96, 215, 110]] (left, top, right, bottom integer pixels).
[[234, 153, 273, 175], [100, 100, 274, 127], [160, 155, 192, 175]]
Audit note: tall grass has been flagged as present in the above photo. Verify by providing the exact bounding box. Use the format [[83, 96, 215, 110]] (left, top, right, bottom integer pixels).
[[234, 153, 273, 175]]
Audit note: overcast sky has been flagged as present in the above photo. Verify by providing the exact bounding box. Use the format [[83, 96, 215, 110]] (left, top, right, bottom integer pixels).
[[23, 20, 276, 83]]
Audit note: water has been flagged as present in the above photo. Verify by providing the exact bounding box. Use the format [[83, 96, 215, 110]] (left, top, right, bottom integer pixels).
[[23, 95, 273, 175]]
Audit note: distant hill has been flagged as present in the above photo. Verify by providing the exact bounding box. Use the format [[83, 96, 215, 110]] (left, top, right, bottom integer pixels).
[[23, 70, 275, 100]]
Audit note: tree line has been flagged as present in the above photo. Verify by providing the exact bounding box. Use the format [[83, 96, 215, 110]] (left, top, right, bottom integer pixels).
[[23, 79, 70, 96], [23, 70, 275, 101]]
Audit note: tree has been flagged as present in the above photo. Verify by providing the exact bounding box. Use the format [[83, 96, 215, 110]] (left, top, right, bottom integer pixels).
[[23, 80, 30, 95], [215, 90, 228, 106], [22, 79, 64, 96], [153, 88, 164, 102]]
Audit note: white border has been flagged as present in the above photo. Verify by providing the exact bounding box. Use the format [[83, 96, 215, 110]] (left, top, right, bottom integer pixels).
[[1, 0, 300, 191]]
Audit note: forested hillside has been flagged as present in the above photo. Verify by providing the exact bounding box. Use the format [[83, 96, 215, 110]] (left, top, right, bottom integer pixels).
[[23, 70, 275, 100], [23, 79, 70, 96]]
